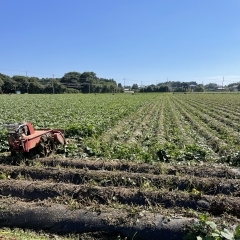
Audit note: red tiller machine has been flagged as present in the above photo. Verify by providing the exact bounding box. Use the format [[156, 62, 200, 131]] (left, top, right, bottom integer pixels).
[[4, 122, 66, 157]]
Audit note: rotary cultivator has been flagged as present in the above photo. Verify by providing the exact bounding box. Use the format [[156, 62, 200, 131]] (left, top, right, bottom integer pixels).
[[4, 122, 66, 157]]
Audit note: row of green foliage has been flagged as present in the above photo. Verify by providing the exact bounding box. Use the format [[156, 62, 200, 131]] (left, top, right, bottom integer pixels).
[[0, 93, 240, 165]]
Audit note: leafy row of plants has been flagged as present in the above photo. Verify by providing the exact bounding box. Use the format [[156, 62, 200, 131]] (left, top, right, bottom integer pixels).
[[184, 214, 240, 240], [180, 94, 240, 122], [173, 97, 237, 154], [1, 93, 240, 166], [172, 95, 240, 165], [184, 99, 240, 134], [83, 95, 216, 162], [173, 97, 237, 143], [187, 96, 240, 115]]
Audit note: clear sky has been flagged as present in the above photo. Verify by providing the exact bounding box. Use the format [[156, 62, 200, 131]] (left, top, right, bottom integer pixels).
[[0, 0, 240, 87]]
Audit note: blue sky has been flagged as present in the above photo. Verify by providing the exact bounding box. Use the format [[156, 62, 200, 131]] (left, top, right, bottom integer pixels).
[[0, 0, 240, 87]]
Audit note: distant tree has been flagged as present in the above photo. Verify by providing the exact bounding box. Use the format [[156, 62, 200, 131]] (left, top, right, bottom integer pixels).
[[193, 85, 204, 92], [80, 72, 97, 83], [132, 84, 138, 90], [118, 83, 123, 88], [60, 72, 82, 89], [28, 77, 44, 93], [0, 72, 123, 94], [12, 75, 29, 93], [101, 84, 110, 93], [92, 84, 102, 93], [159, 85, 169, 92], [171, 81, 182, 88], [79, 72, 98, 93], [145, 85, 155, 92], [117, 83, 124, 93], [0, 77, 3, 93], [173, 87, 185, 92], [204, 83, 218, 91], [181, 82, 189, 91], [3, 79, 17, 93], [65, 88, 80, 93], [43, 79, 67, 94], [40, 77, 56, 86], [0, 74, 17, 93]]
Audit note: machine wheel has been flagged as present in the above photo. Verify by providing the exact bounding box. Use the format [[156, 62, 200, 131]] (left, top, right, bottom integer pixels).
[[38, 134, 56, 157]]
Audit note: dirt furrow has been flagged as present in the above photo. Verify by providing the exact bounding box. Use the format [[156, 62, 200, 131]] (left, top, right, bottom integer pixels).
[[0, 198, 192, 240], [32, 158, 240, 179], [0, 179, 239, 218], [0, 165, 239, 195]]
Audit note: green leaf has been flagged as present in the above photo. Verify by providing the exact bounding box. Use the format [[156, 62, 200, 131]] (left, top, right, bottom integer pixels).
[[206, 221, 217, 230], [235, 225, 240, 237], [199, 214, 207, 222], [196, 236, 202, 240], [211, 232, 220, 237], [221, 228, 234, 240]]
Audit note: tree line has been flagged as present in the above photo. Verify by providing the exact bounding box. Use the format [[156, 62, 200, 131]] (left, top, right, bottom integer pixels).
[[1, 71, 238, 94], [0, 71, 124, 94], [138, 81, 205, 92]]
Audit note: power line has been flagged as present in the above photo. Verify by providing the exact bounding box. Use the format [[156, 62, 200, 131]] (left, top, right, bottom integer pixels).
[[0, 68, 26, 73], [0, 68, 59, 77], [52, 74, 55, 94]]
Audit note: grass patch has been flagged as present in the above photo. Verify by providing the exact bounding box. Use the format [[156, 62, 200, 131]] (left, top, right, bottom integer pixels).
[[0, 228, 80, 240]]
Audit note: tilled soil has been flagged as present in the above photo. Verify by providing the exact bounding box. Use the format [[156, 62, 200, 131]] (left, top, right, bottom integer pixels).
[[0, 157, 239, 240], [35, 157, 240, 179], [0, 164, 239, 195]]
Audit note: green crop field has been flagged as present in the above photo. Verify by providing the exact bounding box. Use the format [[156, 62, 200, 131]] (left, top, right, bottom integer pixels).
[[1, 93, 240, 165], [0, 93, 240, 240]]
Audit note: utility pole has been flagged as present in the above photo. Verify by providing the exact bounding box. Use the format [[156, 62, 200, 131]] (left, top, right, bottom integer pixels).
[[124, 78, 125, 88], [52, 74, 55, 94], [87, 77, 91, 94], [25, 71, 29, 93], [222, 76, 224, 89], [141, 81, 144, 92]]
